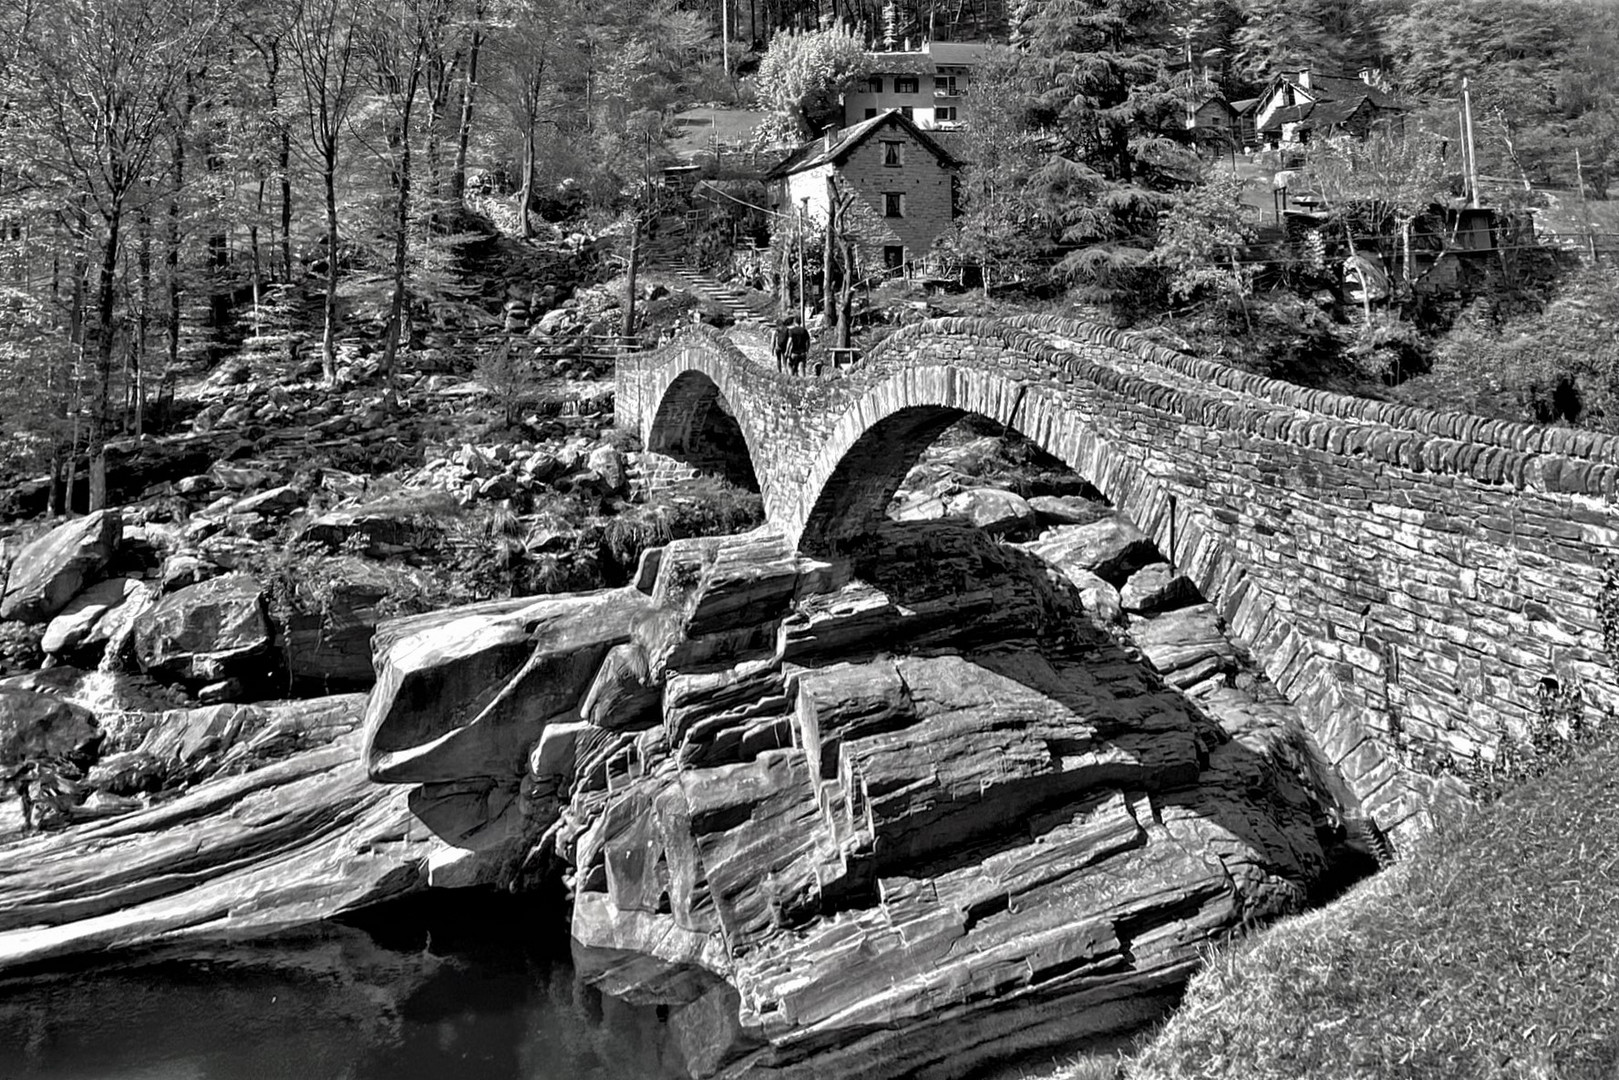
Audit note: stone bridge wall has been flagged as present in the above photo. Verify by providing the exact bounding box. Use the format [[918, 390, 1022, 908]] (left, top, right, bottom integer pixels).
[[617, 317, 1619, 838]]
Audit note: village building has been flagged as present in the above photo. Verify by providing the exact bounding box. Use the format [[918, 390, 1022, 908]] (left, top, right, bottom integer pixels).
[[840, 41, 993, 130], [1186, 94, 1239, 143], [1252, 68, 1405, 148], [765, 110, 960, 277]]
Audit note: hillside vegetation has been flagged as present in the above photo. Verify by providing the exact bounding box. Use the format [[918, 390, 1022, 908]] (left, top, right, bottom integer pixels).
[[1122, 727, 1619, 1080]]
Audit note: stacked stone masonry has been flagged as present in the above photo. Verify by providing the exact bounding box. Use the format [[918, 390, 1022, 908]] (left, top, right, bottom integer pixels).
[[617, 317, 1619, 840]]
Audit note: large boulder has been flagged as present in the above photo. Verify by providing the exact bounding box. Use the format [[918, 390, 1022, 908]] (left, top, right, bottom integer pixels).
[[945, 487, 1037, 537], [0, 510, 122, 624], [283, 559, 415, 691], [363, 587, 649, 783], [1120, 562, 1201, 614], [133, 573, 272, 683], [41, 578, 144, 657], [0, 690, 99, 767], [1020, 516, 1157, 586]]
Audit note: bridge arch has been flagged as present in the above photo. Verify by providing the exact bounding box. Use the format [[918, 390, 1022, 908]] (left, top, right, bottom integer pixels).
[[645, 369, 762, 493], [795, 368, 1158, 557]]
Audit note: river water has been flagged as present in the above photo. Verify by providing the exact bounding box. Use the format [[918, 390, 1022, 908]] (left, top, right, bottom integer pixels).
[[0, 894, 695, 1080]]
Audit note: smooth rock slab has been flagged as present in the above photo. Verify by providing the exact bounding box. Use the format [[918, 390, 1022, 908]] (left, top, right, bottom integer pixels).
[[1020, 517, 1157, 586], [944, 488, 1037, 537], [0, 733, 436, 971], [364, 588, 648, 783], [41, 578, 144, 656], [0, 510, 122, 624]]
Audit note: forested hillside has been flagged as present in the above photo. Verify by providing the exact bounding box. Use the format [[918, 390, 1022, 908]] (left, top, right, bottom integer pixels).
[[2, 0, 1617, 513]]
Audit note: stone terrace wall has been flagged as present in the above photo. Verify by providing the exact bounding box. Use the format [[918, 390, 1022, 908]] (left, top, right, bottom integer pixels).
[[616, 318, 1619, 842]]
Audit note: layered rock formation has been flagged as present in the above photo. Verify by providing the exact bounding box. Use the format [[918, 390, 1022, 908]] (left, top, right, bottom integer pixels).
[[0, 502, 1365, 1078], [351, 518, 1361, 1078]]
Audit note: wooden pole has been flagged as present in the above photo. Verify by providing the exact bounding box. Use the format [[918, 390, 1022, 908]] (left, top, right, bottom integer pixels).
[[1461, 78, 1480, 209], [1577, 147, 1598, 261]]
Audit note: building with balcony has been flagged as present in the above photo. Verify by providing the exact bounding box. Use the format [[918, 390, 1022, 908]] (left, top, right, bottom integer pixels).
[[841, 41, 993, 130]]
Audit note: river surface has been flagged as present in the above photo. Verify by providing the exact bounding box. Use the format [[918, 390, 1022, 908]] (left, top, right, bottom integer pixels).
[[0, 894, 694, 1080]]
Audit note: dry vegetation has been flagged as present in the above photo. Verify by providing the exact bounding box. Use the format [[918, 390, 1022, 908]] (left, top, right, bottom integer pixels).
[[1122, 730, 1619, 1080]]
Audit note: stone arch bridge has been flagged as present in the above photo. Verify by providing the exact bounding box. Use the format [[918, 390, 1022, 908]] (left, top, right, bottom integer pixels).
[[616, 315, 1619, 834]]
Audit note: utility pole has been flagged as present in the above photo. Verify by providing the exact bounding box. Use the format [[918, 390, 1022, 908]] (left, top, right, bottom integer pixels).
[[1461, 77, 1480, 209], [797, 197, 809, 323], [721, 0, 730, 79], [1577, 148, 1599, 261]]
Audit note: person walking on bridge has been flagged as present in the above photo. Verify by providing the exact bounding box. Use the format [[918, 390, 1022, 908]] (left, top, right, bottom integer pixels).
[[772, 318, 791, 373], [787, 317, 810, 376]]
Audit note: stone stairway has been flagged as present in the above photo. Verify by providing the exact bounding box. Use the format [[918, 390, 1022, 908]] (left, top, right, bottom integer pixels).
[[644, 214, 775, 326]]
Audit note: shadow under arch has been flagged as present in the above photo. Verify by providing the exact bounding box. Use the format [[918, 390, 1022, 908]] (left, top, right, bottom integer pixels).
[[793, 366, 1172, 559], [645, 368, 762, 493]]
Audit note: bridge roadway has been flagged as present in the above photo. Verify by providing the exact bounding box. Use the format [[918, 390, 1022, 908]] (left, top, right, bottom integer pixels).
[[617, 314, 1619, 836]]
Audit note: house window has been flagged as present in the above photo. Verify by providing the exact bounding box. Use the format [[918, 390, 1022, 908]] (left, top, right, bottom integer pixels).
[[936, 75, 958, 96], [936, 106, 957, 123], [867, 76, 884, 94], [900, 106, 914, 120], [883, 245, 905, 274], [864, 107, 878, 120], [881, 140, 903, 167], [895, 76, 919, 94], [884, 192, 904, 218]]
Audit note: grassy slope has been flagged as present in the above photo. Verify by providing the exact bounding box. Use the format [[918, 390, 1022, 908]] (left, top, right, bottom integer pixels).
[[1127, 735, 1619, 1080]]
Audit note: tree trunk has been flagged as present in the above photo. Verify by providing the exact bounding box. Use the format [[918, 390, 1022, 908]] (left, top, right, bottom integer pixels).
[[167, 132, 184, 377], [89, 206, 123, 513], [382, 113, 414, 382], [322, 152, 340, 383], [623, 213, 641, 339], [451, 11, 484, 203], [280, 128, 293, 282], [518, 125, 536, 239]]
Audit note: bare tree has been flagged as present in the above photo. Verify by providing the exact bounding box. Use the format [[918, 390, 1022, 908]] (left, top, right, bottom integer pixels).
[[14, 0, 211, 509], [290, 0, 365, 384]]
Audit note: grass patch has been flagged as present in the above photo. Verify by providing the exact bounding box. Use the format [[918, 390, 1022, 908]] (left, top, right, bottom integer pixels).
[[1126, 728, 1619, 1080]]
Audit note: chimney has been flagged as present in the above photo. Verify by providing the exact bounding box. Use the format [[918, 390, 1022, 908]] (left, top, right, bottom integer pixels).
[[1296, 69, 1311, 89], [824, 125, 837, 151], [1358, 65, 1376, 85]]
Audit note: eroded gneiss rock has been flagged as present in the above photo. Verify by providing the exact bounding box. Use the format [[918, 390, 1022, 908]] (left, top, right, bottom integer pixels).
[[133, 573, 272, 683], [547, 523, 1351, 1080], [363, 587, 649, 783], [1021, 516, 1157, 586], [41, 577, 144, 656], [0, 510, 123, 624], [0, 689, 99, 763]]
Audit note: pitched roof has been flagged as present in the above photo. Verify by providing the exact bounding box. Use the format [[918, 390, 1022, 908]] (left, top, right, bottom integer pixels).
[[1258, 94, 1391, 134], [1279, 71, 1404, 111], [926, 41, 993, 65], [764, 110, 961, 180], [865, 40, 994, 74], [1230, 97, 1260, 115]]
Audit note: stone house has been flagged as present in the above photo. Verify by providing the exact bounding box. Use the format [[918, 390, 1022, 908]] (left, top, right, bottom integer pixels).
[[841, 41, 992, 130], [765, 110, 960, 276], [1253, 69, 1405, 148]]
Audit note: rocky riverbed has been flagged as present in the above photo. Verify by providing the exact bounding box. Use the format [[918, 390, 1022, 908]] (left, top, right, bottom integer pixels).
[[0, 353, 1387, 1076], [0, 493, 1374, 1077]]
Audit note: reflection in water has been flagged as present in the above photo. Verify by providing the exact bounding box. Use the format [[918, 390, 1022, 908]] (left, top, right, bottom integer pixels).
[[0, 893, 694, 1080]]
